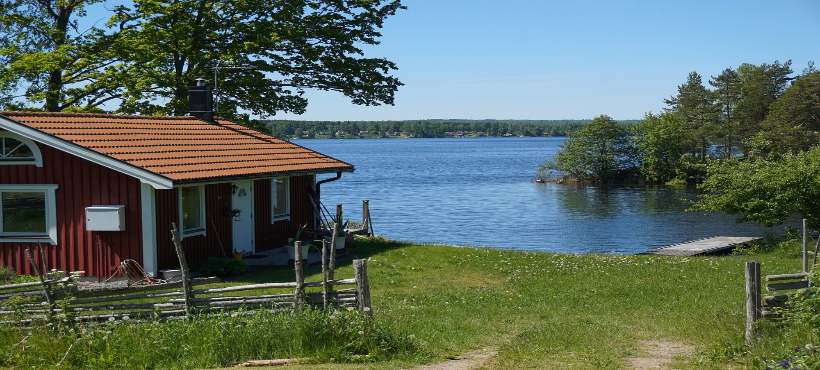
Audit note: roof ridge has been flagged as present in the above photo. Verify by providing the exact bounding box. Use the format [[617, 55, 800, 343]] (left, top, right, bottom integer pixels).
[[213, 119, 356, 169], [0, 111, 193, 120]]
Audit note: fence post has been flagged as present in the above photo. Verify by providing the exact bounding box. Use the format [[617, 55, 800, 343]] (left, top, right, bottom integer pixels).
[[803, 219, 809, 273], [170, 223, 193, 316], [294, 241, 305, 311], [745, 261, 761, 345], [321, 239, 329, 309], [328, 204, 342, 283], [25, 248, 54, 318], [362, 200, 373, 236], [353, 259, 372, 317]]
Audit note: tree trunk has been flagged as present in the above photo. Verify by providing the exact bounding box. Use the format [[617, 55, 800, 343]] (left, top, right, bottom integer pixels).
[[45, 70, 62, 111], [45, 8, 71, 112]]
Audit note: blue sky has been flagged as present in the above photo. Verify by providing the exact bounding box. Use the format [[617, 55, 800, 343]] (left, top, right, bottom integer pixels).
[[278, 0, 819, 121], [86, 1, 819, 120]]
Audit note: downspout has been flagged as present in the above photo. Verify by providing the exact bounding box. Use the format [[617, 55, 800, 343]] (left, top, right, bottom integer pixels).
[[315, 171, 343, 197], [314, 171, 343, 232]]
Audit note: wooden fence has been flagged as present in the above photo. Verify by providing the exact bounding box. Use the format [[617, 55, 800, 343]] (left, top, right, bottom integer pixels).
[[0, 224, 372, 326], [744, 220, 817, 343], [745, 262, 810, 344]]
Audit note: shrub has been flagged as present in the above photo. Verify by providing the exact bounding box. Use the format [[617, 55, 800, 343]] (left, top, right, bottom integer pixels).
[[695, 147, 820, 229], [0, 266, 15, 283]]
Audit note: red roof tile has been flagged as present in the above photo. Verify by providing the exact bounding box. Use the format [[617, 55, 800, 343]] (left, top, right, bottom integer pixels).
[[0, 111, 353, 183]]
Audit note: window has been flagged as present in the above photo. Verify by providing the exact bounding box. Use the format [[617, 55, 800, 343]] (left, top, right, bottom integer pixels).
[[179, 186, 205, 237], [0, 132, 42, 166], [271, 177, 290, 222], [0, 185, 57, 244]]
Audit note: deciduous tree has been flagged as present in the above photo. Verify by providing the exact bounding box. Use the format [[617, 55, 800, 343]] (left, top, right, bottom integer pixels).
[[696, 147, 820, 229], [553, 115, 637, 182], [635, 112, 690, 183], [111, 0, 405, 118], [0, 0, 121, 111]]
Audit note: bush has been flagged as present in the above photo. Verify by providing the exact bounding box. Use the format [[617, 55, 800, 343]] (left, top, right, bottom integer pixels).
[[0, 266, 15, 283], [695, 147, 820, 229]]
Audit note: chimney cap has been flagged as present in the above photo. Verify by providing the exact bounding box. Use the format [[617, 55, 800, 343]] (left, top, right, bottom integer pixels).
[[189, 78, 214, 121]]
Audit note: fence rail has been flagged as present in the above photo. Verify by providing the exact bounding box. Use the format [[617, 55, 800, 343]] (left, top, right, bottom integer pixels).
[[745, 219, 817, 344], [0, 216, 372, 327]]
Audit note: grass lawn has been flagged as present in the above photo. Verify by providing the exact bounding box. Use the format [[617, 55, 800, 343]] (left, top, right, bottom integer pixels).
[[0, 237, 803, 369], [280, 237, 801, 369]]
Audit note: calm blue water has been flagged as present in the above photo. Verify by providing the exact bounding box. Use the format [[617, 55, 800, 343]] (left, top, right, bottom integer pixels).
[[301, 137, 780, 254]]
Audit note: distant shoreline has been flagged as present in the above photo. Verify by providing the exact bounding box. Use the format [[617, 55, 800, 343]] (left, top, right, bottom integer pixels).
[[263, 119, 639, 140], [288, 134, 570, 140]]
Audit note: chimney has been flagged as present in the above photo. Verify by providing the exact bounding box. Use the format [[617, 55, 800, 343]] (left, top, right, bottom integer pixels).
[[188, 78, 214, 121]]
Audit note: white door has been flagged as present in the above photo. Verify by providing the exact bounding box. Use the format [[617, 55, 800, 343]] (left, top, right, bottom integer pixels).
[[231, 180, 255, 254]]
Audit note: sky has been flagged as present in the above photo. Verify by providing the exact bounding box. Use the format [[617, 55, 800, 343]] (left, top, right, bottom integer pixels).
[[276, 0, 820, 121], [83, 1, 820, 121]]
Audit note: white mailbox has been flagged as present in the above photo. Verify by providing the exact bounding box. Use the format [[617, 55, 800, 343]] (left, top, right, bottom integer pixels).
[[85, 205, 126, 231]]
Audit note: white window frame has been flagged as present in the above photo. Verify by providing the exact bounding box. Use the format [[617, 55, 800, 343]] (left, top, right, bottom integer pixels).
[[0, 184, 58, 245], [178, 185, 206, 238], [0, 131, 43, 167], [271, 177, 290, 222]]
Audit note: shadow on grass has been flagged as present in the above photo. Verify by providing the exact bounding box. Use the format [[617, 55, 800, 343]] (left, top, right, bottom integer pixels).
[[222, 237, 410, 284]]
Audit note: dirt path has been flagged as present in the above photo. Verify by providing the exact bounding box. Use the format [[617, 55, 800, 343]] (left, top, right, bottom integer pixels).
[[624, 340, 694, 369], [412, 347, 498, 370]]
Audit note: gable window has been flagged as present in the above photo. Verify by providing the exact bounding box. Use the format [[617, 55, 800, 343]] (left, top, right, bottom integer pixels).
[[0, 132, 42, 167], [179, 186, 206, 238], [0, 185, 58, 244], [271, 177, 290, 222]]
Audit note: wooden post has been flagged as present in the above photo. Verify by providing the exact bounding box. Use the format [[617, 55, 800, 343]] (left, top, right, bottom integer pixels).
[[353, 259, 372, 317], [25, 248, 54, 318], [814, 230, 819, 268], [803, 219, 809, 273], [745, 261, 761, 345], [328, 204, 342, 283], [362, 200, 372, 236], [321, 239, 329, 309], [170, 223, 193, 316], [294, 241, 304, 311], [38, 247, 49, 280]]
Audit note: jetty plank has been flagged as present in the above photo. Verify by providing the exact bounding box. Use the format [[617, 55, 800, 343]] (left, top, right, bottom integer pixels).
[[647, 236, 762, 256]]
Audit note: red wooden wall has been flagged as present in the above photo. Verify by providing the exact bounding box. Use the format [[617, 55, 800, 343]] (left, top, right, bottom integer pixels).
[[1, 140, 322, 275], [154, 175, 314, 269], [254, 175, 316, 251], [155, 183, 233, 270], [0, 143, 143, 277]]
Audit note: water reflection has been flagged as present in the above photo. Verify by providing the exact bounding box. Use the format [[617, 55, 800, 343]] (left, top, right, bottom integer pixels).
[[302, 137, 784, 254]]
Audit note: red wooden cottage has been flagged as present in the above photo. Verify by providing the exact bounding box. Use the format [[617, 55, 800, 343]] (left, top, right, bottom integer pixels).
[[0, 82, 352, 277]]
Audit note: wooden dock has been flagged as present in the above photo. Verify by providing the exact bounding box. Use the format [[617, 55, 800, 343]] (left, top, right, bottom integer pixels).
[[646, 236, 763, 256]]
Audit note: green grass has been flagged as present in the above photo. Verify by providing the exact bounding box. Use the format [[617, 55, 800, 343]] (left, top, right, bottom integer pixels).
[[327, 237, 801, 369], [0, 237, 804, 369], [0, 309, 417, 369]]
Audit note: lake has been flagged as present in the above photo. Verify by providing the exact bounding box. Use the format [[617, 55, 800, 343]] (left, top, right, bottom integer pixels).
[[301, 137, 779, 254]]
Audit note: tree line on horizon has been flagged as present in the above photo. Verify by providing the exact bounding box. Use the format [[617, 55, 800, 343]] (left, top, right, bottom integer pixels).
[[547, 59, 819, 228], [261, 119, 640, 139]]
